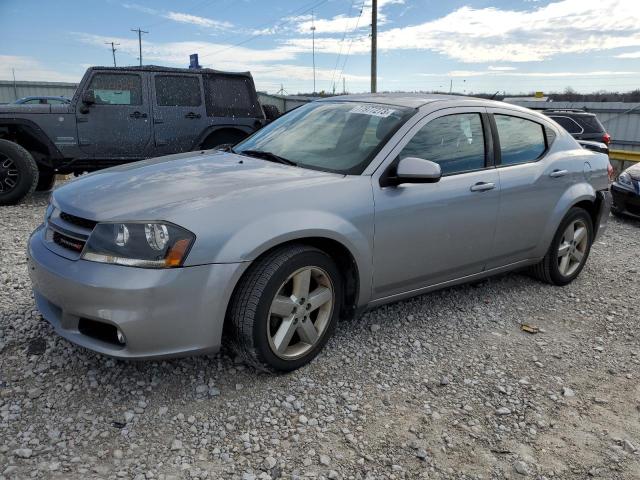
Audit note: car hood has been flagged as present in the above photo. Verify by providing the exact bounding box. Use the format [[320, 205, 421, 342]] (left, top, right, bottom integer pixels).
[[53, 150, 343, 221], [626, 163, 640, 181]]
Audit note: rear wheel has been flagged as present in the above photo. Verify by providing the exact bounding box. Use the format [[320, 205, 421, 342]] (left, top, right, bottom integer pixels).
[[0, 139, 39, 205], [228, 244, 342, 372], [530, 207, 593, 286], [201, 129, 248, 150]]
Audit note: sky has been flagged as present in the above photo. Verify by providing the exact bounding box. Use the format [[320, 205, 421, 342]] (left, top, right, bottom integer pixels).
[[1, 0, 640, 94]]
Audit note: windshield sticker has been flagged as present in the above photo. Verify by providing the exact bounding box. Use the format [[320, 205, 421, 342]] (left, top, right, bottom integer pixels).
[[349, 105, 396, 118]]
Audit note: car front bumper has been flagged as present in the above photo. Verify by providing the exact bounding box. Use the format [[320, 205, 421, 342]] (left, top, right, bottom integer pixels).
[[27, 227, 248, 360], [611, 183, 640, 219]]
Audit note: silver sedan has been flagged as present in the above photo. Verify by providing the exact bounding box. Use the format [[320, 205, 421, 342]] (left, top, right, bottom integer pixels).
[[27, 94, 611, 371]]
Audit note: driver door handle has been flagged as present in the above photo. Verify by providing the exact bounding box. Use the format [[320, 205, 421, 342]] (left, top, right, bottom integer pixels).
[[549, 169, 568, 178], [185, 112, 201, 119], [129, 111, 148, 119], [470, 182, 495, 192]]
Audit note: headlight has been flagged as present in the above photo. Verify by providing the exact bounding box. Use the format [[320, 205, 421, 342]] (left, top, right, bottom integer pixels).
[[618, 172, 633, 189], [82, 222, 194, 268]]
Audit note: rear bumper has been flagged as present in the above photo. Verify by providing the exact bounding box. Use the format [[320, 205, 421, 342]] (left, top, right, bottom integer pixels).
[[594, 190, 612, 240], [611, 184, 640, 219], [27, 227, 247, 360]]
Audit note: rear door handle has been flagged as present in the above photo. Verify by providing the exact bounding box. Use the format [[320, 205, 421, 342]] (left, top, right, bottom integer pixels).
[[129, 111, 148, 119], [470, 182, 495, 192], [549, 169, 568, 178], [185, 112, 201, 119]]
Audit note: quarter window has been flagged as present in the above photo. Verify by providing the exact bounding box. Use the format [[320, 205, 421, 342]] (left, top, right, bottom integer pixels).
[[399, 113, 486, 176], [494, 115, 546, 166], [203, 74, 262, 118], [155, 75, 202, 107], [88, 73, 142, 105]]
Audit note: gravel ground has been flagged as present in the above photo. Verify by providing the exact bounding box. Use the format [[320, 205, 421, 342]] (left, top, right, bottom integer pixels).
[[1, 188, 639, 480]]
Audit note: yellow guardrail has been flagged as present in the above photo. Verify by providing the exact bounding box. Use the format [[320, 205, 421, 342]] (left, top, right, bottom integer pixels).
[[609, 149, 640, 162]]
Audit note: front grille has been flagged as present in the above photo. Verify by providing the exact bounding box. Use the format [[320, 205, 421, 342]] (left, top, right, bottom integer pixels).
[[52, 231, 86, 252], [59, 212, 97, 230]]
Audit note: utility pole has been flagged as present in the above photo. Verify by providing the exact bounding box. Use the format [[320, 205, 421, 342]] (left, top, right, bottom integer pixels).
[[105, 42, 120, 67], [131, 28, 148, 66], [311, 11, 316, 94], [371, 0, 377, 93], [342, 77, 346, 94], [449, 78, 453, 94]]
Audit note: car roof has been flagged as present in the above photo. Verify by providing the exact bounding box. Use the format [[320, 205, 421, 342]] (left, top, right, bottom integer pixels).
[[543, 110, 596, 117], [89, 65, 253, 78], [316, 93, 520, 110]]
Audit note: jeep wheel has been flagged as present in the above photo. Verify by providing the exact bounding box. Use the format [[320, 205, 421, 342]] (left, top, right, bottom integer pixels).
[[0, 139, 39, 205], [228, 244, 342, 372], [36, 169, 56, 192]]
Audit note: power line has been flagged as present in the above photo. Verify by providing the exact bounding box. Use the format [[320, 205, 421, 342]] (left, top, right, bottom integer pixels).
[[196, 0, 329, 62], [336, 1, 366, 88], [131, 28, 149, 66], [329, 0, 356, 92], [104, 41, 120, 67]]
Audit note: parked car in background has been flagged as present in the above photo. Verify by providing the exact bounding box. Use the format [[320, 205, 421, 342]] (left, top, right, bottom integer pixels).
[[14, 96, 71, 105], [27, 94, 611, 372], [611, 163, 640, 219], [0, 65, 267, 205], [544, 109, 611, 145]]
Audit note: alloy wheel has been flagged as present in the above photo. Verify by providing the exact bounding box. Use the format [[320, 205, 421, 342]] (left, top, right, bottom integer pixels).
[[0, 153, 19, 193], [267, 266, 335, 360], [557, 219, 588, 277]]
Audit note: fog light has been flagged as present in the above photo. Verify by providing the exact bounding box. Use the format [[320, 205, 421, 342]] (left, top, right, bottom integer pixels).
[[116, 329, 126, 345]]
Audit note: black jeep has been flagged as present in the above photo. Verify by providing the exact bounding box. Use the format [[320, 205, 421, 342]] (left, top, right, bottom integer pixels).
[[0, 65, 269, 204]]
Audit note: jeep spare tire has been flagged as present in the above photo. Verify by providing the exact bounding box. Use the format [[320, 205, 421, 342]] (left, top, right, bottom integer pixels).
[[0, 139, 39, 205]]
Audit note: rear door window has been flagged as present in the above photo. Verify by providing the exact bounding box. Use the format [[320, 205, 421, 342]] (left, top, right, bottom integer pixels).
[[203, 74, 262, 118], [494, 114, 546, 166], [155, 75, 202, 107], [88, 73, 142, 105]]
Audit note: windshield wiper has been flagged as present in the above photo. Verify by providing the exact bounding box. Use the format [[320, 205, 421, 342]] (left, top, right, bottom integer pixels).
[[238, 149, 297, 166]]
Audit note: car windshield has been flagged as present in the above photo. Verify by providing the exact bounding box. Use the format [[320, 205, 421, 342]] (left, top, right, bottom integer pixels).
[[234, 101, 415, 174]]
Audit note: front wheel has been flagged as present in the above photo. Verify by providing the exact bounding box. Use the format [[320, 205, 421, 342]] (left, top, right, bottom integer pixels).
[[0, 139, 39, 205], [530, 207, 594, 286], [227, 244, 342, 372]]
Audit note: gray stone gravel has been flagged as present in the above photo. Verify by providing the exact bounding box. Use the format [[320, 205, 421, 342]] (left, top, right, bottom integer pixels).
[[1, 187, 639, 479]]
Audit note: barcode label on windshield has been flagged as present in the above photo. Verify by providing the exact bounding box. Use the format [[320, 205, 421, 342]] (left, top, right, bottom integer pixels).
[[349, 105, 396, 118]]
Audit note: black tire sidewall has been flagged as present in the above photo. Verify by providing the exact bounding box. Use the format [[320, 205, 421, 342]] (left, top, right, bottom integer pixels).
[[548, 208, 594, 285], [252, 250, 343, 372], [0, 140, 39, 205]]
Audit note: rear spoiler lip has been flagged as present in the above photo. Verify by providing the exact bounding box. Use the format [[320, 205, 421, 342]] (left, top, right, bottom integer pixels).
[[577, 139, 609, 156]]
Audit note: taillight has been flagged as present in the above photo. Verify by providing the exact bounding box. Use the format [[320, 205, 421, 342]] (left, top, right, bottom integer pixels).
[[602, 133, 611, 145], [607, 162, 614, 182]]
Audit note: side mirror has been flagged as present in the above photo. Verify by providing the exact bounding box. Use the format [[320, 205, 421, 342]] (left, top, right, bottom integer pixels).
[[81, 90, 96, 105], [383, 157, 442, 186]]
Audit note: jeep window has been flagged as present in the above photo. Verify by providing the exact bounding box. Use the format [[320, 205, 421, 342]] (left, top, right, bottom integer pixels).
[[548, 115, 583, 134], [203, 74, 262, 118], [494, 114, 546, 166], [88, 73, 142, 105], [234, 101, 415, 175], [155, 75, 202, 107], [399, 113, 486, 176]]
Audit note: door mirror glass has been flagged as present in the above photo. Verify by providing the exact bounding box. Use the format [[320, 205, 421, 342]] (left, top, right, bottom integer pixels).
[[81, 90, 96, 105], [389, 157, 442, 186]]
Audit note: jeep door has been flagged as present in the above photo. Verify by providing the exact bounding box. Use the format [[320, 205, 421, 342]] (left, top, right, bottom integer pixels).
[[371, 108, 500, 300], [76, 71, 151, 158], [150, 73, 207, 155]]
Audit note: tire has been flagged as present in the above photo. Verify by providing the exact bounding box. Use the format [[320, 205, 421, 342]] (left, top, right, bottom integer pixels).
[[228, 244, 343, 372], [35, 169, 56, 192], [201, 129, 248, 150], [0, 139, 39, 205], [530, 207, 594, 286]]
